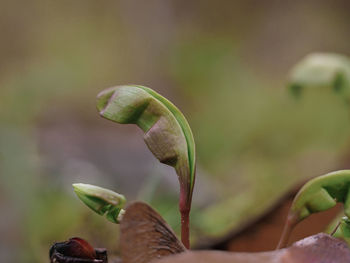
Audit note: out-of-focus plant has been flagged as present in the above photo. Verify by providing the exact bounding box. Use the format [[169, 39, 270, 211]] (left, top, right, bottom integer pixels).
[[277, 170, 350, 248], [289, 53, 350, 102], [96, 85, 196, 249]]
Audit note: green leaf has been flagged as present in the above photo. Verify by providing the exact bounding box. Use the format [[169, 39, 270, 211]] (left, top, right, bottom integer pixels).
[[288, 53, 350, 101], [96, 85, 196, 211], [73, 183, 126, 224]]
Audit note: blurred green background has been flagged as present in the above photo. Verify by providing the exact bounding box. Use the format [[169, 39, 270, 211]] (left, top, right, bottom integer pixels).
[[2, 1, 350, 262]]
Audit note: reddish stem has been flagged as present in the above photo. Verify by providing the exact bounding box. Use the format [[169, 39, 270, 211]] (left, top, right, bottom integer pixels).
[[276, 213, 299, 249], [181, 210, 190, 249], [179, 183, 191, 249], [330, 221, 341, 236]]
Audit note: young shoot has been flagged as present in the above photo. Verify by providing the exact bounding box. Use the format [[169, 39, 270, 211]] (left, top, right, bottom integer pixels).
[[288, 53, 350, 101], [73, 183, 126, 224], [96, 85, 196, 248], [277, 170, 350, 248]]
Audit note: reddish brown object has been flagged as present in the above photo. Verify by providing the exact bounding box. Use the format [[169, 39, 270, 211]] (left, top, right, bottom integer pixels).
[[50, 237, 107, 263], [282, 234, 350, 263], [180, 208, 190, 249], [120, 202, 186, 263], [156, 233, 350, 263], [119, 201, 350, 263]]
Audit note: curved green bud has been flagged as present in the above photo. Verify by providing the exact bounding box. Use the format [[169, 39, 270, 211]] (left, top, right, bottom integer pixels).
[[290, 170, 350, 221], [73, 183, 126, 224], [96, 85, 196, 248], [278, 170, 350, 248], [288, 53, 350, 100]]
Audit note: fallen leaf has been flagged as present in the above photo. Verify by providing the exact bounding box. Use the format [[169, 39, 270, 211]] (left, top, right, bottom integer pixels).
[[120, 202, 186, 263]]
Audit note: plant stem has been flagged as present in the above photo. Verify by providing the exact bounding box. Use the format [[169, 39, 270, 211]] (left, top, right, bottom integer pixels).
[[276, 214, 298, 249], [181, 211, 190, 249], [179, 182, 191, 249], [330, 221, 341, 236]]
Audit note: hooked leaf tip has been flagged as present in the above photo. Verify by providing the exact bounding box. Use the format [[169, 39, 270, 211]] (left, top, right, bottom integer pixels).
[[73, 183, 126, 224]]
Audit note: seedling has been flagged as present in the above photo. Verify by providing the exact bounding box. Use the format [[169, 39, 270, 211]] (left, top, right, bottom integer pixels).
[[96, 85, 196, 248], [61, 71, 350, 262], [73, 183, 126, 224], [277, 170, 350, 248], [288, 53, 350, 102]]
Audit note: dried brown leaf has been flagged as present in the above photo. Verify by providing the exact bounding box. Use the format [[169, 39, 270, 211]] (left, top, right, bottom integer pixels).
[[156, 234, 350, 263], [120, 202, 186, 263]]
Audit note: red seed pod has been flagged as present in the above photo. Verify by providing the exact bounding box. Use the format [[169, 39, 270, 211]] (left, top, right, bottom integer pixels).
[[49, 237, 107, 263]]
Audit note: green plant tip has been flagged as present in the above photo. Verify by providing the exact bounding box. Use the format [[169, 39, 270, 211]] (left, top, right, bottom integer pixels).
[[73, 183, 126, 224], [288, 53, 350, 101], [290, 170, 350, 222], [96, 85, 196, 209], [96, 85, 196, 248], [278, 170, 350, 248]]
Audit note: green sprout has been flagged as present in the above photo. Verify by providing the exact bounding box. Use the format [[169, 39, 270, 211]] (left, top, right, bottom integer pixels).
[[288, 53, 350, 101], [277, 170, 350, 248], [73, 183, 126, 224], [96, 85, 196, 249]]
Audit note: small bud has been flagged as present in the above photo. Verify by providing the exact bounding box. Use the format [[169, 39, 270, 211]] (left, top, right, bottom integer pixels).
[[73, 183, 126, 224]]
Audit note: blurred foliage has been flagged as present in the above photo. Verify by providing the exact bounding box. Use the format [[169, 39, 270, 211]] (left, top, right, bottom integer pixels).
[[2, 1, 350, 262]]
